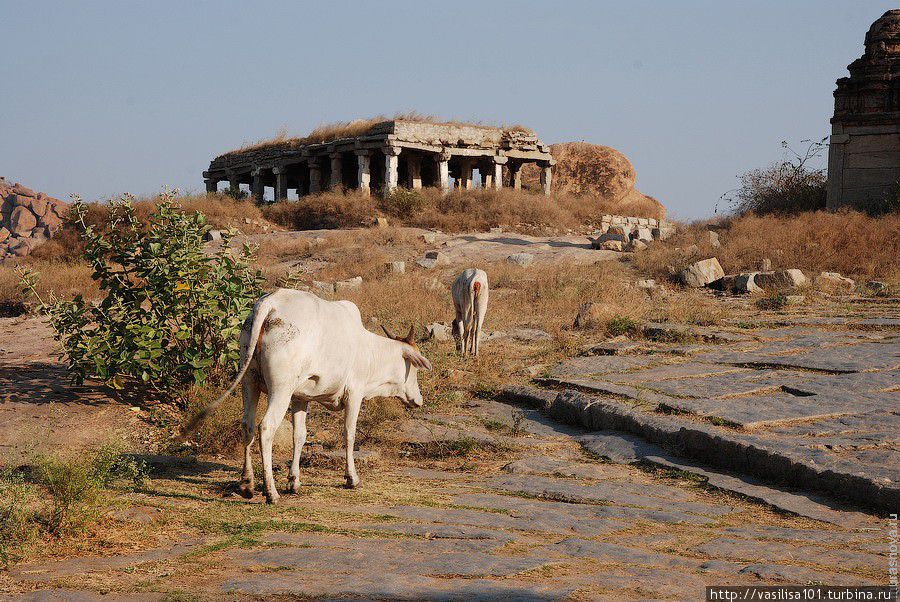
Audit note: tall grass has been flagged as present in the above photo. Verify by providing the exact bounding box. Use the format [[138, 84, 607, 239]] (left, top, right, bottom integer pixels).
[[634, 210, 900, 283]]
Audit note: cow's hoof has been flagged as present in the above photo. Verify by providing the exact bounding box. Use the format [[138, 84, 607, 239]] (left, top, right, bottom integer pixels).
[[287, 476, 300, 494], [237, 482, 254, 499], [265, 493, 280, 505], [344, 475, 359, 489]]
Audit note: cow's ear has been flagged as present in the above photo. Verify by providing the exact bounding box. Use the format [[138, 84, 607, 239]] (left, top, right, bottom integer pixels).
[[403, 346, 433, 371]]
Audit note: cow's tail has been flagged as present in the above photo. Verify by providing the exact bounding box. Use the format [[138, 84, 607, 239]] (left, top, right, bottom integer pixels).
[[470, 281, 481, 324], [178, 298, 274, 440]]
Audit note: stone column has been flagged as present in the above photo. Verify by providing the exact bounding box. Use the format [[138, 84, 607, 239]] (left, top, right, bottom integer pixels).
[[458, 158, 474, 190], [308, 159, 321, 194], [509, 163, 522, 191], [329, 153, 343, 190], [251, 168, 264, 202], [356, 150, 371, 196], [384, 146, 401, 193], [437, 149, 451, 195], [492, 156, 507, 190], [228, 173, 240, 196], [407, 155, 422, 189], [540, 162, 553, 196], [273, 167, 288, 201], [205, 179, 217, 193], [481, 164, 493, 189]]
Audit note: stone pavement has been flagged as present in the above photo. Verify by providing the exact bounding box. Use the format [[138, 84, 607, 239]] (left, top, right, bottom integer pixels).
[[4, 399, 889, 600], [513, 323, 899, 512]]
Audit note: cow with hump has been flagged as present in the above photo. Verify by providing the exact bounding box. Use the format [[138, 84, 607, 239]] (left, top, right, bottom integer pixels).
[[189, 288, 433, 504]]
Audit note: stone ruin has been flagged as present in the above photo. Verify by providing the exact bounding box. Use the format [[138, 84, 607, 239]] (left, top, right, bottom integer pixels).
[[0, 177, 67, 262], [827, 10, 900, 210], [204, 119, 555, 200]]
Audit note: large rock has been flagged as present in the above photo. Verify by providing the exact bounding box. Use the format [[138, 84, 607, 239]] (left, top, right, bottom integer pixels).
[[816, 271, 855, 292], [678, 258, 724, 287], [9, 206, 37, 236], [754, 269, 808, 290], [507, 253, 535, 267]]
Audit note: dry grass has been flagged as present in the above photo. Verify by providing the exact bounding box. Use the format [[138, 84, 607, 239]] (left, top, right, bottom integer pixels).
[[263, 188, 661, 235], [634, 210, 900, 284], [225, 112, 535, 156]]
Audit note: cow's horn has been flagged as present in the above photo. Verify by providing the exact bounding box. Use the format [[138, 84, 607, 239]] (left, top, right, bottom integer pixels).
[[405, 325, 416, 343], [381, 325, 397, 340]]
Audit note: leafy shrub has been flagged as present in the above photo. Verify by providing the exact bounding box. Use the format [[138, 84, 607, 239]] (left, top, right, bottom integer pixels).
[[606, 315, 641, 337], [33, 443, 148, 536], [0, 467, 38, 567], [379, 188, 427, 217], [20, 191, 264, 400], [725, 139, 827, 215]]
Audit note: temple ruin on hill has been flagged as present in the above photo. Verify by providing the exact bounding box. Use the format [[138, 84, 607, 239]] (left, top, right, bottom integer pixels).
[[827, 10, 900, 210], [204, 120, 555, 200]]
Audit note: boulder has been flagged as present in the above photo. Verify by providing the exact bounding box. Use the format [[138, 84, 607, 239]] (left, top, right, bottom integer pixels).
[[9, 206, 37, 236], [678, 258, 724, 288], [420, 232, 437, 244], [417, 250, 450, 269], [600, 240, 626, 252], [374, 217, 389, 228], [0, 227, 8, 244], [607, 225, 629, 237], [707, 231, 721, 248], [507, 253, 534, 267], [203, 229, 223, 242], [754, 269, 808, 290], [385, 261, 405, 274], [30, 196, 47, 217], [816, 271, 855, 292], [732, 272, 763, 294], [629, 239, 648, 252], [633, 227, 653, 243], [12, 184, 35, 197]]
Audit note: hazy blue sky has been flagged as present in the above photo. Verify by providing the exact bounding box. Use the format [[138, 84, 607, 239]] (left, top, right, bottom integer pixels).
[[0, 1, 892, 219]]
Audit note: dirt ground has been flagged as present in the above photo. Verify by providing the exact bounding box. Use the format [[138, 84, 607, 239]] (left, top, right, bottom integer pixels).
[[0, 231, 896, 600]]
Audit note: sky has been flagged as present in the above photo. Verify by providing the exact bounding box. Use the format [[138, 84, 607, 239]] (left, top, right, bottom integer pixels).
[[0, 1, 893, 220]]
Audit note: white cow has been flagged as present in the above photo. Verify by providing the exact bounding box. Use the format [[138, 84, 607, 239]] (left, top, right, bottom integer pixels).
[[188, 288, 432, 504], [451, 268, 489, 357]]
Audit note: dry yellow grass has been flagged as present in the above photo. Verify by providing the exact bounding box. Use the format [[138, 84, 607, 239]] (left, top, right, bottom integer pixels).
[[224, 112, 535, 156], [634, 210, 900, 283]]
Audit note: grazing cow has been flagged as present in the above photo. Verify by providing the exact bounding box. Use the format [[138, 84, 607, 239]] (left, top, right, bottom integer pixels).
[[451, 268, 489, 357], [187, 288, 432, 504]]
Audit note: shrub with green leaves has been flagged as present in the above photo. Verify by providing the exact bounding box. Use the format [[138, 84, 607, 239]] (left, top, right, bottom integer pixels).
[[20, 191, 264, 401], [379, 188, 427, 217]]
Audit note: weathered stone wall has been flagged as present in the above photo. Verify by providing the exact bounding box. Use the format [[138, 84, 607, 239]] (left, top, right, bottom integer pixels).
[[0, 177, 67, 262], [827, 10, 900, 210]]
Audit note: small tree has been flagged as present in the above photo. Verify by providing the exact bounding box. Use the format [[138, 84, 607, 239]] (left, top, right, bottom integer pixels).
[[723, 138, 828, 215], [20, 191, 264, 402]]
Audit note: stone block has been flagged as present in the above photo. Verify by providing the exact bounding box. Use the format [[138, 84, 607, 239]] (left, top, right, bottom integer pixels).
[[600, 240, 626, 252], [679, 258, 724, 287], [732, 272, 763, 294], [507, 252, 534, 267], [607, 225, 629, 236], [633, 227, 653, 242], [707, 231, 721, 248], [203, 229, 223, 242], [335, 276, 363, 292], [385, 261, 405, 274], [425, 322, 452, 342], [312, 281, 335, 295]]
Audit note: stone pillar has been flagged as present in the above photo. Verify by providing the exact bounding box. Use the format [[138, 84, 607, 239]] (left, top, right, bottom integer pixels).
[[308, 159, 321, 194], [384, 146, 401, 193], [509, 163, 522, 190], [205, 179, 217, 194], [329, 153, 343, 190], [458, 158, 474, 190], [228, 173, 240, 196], [251, 168, 264, 201], [273, 167, 287, 201], [407, 155, 422, 189], [356, 150, 371, 196], [492, 156, 507, 190], [481, 164, 493, 189], [540, 162, 553, 196], [437, 149, 451, 195]]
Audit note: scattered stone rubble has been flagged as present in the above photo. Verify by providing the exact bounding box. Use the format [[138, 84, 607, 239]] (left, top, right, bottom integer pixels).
[[0, 177, 67, 262], [678, 257, 864, 296], [587, 214, 674, 253]]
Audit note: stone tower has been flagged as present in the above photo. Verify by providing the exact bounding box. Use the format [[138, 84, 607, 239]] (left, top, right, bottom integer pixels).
[[827, 10, 900, 210]]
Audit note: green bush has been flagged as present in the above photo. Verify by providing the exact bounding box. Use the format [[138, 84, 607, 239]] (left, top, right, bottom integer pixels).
[[379, 188, 427, 217], [0, 467, 38, 567], [606, 315, 641, 337], [20, 192, 264, 401]]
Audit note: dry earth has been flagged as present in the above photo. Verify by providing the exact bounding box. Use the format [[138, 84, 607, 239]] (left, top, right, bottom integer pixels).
[[0, 230, 896, 600]]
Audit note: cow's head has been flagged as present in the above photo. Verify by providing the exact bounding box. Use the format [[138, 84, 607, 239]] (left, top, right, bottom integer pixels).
[[382, 325, 432, 408]]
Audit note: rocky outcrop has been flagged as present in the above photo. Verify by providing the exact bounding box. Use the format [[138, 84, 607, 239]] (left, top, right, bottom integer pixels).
[[0, 177, 67, 262], [521, 142, 666, 219]]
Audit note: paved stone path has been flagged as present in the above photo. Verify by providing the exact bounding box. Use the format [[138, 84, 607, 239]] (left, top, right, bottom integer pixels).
[[4, 398, 890, 600], [530, 323, 899, 512]]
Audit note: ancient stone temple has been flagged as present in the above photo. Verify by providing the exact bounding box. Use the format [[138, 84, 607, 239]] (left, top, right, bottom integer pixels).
[[204, 119, 555, 201], [827, 10, 900, 210]]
